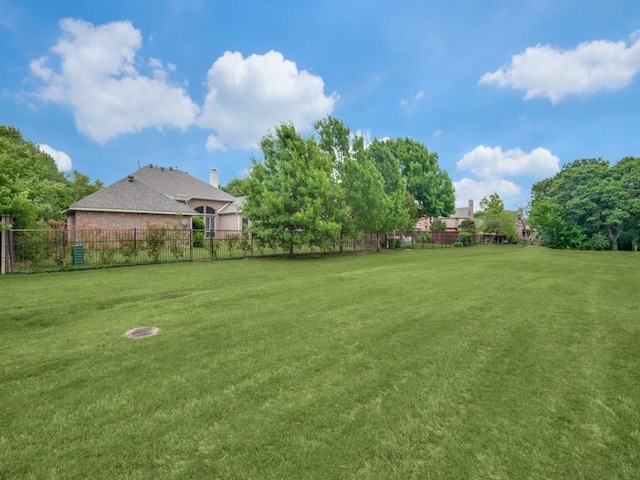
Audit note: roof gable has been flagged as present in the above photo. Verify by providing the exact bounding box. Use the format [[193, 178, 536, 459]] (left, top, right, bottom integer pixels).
[[218, 196, 245, 215]]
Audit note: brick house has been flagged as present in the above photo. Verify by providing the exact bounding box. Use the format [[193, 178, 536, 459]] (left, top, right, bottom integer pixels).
[[66, 165, 245, 235], [415, 200, 474, 232]]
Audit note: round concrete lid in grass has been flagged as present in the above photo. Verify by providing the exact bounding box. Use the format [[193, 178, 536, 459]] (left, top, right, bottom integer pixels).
[[126, 326, 159, 339]]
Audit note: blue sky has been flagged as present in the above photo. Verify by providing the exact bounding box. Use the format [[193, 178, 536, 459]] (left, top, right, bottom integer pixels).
[[2, 0, 639, 210]]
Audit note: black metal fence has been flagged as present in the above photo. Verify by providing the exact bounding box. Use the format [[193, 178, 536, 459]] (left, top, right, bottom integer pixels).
[[2, 228, 496, 273], [5, 229, 382, 273]]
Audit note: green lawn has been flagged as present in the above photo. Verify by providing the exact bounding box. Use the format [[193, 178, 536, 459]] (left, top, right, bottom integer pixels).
[[1, 246, 639, 479]]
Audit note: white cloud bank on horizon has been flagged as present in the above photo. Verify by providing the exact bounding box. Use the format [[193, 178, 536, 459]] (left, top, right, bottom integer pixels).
[[453, 177, 522, 208], [38, 143, 72, 172], [480, 35, 640, 103], [199, 50, 338, 151], [457, 145, 560, 179], [454, 145, 560, 208], [30, 18, 199, 144]]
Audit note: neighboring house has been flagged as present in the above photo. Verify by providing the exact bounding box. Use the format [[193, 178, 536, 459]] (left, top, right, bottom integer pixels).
[[416, 200, 474, 232], [66, 165, 246, 235]]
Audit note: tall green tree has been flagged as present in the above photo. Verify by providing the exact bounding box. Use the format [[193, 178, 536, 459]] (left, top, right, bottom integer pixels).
[[242, 123, 343, 255], [367, 139, 413, 231], [314, 116, 354, 243], [613, 156, 640, 250], [341, 135, 390, 234], [63, 170, 104, 210], [530, 158, 639, 250], [314, 117, 390, 237], [0, 125, 102, 228], [314, 115, 350, 164], [386, 138, 455, 218], [221, 177, 250, 197], [476, 193, 517, 242], [528, 199, 586, 249]]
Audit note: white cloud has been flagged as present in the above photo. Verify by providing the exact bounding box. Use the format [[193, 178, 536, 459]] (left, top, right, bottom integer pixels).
[[149, 58, 168, 81], [205, 135, 227, 152], [30, 18, 199, 143], [453, 178, 521, 208], [480, 36, 640, 102], [38, 144, 72, 172], [400, 90, 426, 108], [454, 145, 560, 209], [457, 145, 559, 179], [199, 50, 338, 151]]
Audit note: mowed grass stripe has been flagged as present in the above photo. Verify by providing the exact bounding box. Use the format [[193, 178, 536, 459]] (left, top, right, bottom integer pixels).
[[1, 246, 639, 479]]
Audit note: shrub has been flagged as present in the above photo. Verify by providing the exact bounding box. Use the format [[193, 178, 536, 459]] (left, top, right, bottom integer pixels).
[[226, 234, 240, 256], [192, 216, 204, 230], [192, 231, 204, 248], [589, 232, 611, 251], [146, 227, 167, 262], [457, 231, 474, 247], [117, 232, 140, 263], [99, 246, 117, 264], [453, 241, 464, 248], [167, 230, 184, 260], [238, 233, 253, 255], [458, 219, 475, 232], [13, 228, 65, 267], [387, 238, 401, 249], [431, 219, 446, 231], [207, 237, 221, 259]]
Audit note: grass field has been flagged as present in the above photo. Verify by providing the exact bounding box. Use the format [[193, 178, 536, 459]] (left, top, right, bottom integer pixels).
[[2, 246, 639, 479]]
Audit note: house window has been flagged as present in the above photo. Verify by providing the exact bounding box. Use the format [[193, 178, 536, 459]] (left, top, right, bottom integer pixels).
[[194, 206, 216, 238], [242, 217, 249, 231], [205, 216, 215, 237]]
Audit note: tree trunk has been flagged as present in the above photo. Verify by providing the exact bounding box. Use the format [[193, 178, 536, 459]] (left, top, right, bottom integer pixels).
[[607, 226, 620, 251]]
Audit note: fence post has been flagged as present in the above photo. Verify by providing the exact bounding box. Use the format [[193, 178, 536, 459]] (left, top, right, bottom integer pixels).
[[0, 214, 11, 274]]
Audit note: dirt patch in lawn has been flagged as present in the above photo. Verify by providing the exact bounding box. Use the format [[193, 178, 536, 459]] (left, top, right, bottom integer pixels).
[[125, 326, 159, 339]]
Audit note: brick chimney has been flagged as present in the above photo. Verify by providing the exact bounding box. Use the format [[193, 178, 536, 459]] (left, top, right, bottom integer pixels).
[[209, 168, 219, 188], [468, 199, 474, 220]]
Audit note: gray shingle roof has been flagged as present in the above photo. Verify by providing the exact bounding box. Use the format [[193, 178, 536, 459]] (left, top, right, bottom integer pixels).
[[67, 166, 241, 215], [68, 177, 197, 215], [452, 207, 472, 219], [218, 196, 245, 215], [132, 166, 236, 202]]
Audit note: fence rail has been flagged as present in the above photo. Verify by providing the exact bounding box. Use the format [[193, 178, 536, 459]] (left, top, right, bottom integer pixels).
[[2, 228, 495, 273]]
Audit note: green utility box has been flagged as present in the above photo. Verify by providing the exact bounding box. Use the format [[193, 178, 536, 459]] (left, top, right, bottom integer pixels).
[[72, 244, 84, 265]]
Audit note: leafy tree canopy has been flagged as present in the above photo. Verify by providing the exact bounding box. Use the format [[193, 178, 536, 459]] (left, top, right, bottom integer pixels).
[[530, 157, 640, 250], [241, 117, 455, 251], [386, 137, 455, 218], [476, 193, 517, 242], [221, 177, 250, 197], [242, 123, 343, 255], [0, 125, 102, 228]]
